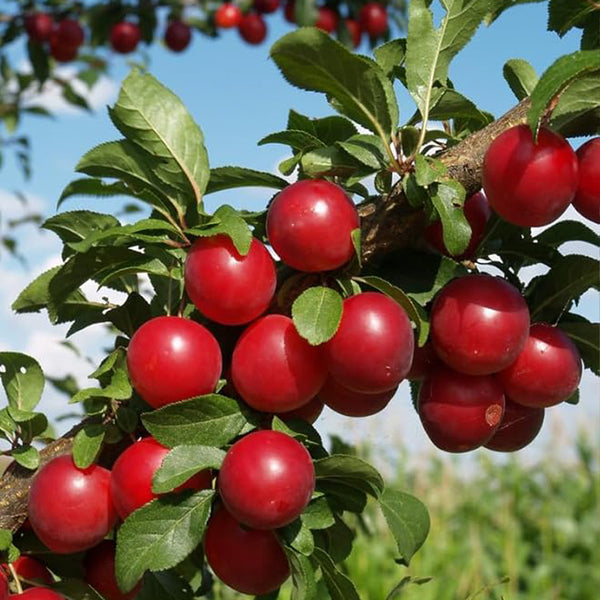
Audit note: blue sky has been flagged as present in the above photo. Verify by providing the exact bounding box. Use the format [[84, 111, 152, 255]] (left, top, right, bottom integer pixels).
[[0, 4, 598, 461]]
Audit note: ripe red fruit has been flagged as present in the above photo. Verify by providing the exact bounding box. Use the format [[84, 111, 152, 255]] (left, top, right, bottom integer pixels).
[[24, 12, 54, 43], [406, 341, 439, 381], [1, 570, 8, 600], [10, 590, 65, 600], [185, 235, 276, 325], [110, 22, 141, 54], [497, 323, 582, 408], [54, 19, 84, 47], [28, 455, 117, 554], [315, 7, 339, 33], [215, 4, 243, 29], [219, 430, 315, 529], [318, 376, 397, 417], [284, 1, 296, 23], [345, 19, 362, 47], [430, 274, 530, 376], [204, 506, 290, 595], [232, 314, 327, 412], [10, 557, 53, 585], [84, 541, 142, 600], [238, 13, 267, 45], [482, 125, 578, 227], [324, 292, 414, 393], [419, 365, 505, 452], [266, 179, 360, 272], [48, 33, 78, 62], [278, 396, 324, 424], [254, 0, 280, 13], [424, 191, 491, 260], [127, 316, 222, 409], [359, 3, 388, 38], [484, 398, 544, 452], [573, 138, 600, 223], [111, 437, 213, 519], [164, 21, 191, 52]]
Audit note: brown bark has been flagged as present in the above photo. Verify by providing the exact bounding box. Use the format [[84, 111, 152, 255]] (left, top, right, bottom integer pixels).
[[0, 99, 532, 534]]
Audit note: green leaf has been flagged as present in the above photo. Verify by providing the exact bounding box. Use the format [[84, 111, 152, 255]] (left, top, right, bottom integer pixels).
[[378, 488, 430, 565], [287, 110, 358, 145], [271, 28, 398, 137], [115, 490, 215, 593], [109, 70, 209, 209], [73, 424, 106, 469], [205, 167, 288, 194], [259, 130, 325, 152], [316, 480, 367, 513], [528, 50, 600, 138], [406, 0, 488, 122], [423, 88, 494, 126], [337, 134, 388, 169], [526, 255, 600, 321], [51, 579, 103, 600], [17, 412, 49, 443], [187, 205, 252, 256], [27, 40, 49, 83], [301, 496, 336, 530], [313, 517, 355, 563], [0, 529, 12, 551], [152, 445, 225, 494], [550, 73, 600, 138], [300, 146, 366, 178], [0, 353, 44, 412], [292, 287, 343, 346], [12, 266, 60, 313], [142, 395, 256, 448], [12, 444, 40, 470], [57, 178, 133, 208], [314, 454, 384, 498], [137, 571, 194, 600], [430, 180, 471, 257], [559, 322, 599, 376], [414, 155, 447, 187], [313, 547, 360, 600], [43, 211, 120, 247], [503, 59, 539, 101], [548, 0, 597, 36], [374, 39, 406, 81], [535, 220, 600, 249], [281, 519, 315, 556], [285, 547, 317, 600]]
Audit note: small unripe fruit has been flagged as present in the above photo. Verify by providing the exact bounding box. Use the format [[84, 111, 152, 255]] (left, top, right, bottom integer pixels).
[[215, 4, 243, 29], [204, 506, 290, 595], [430, 274, 530, 375], [318, 376, 397, 417], [238, 13, 267, 45], [127, 316, 222, 409], [573, 138, 600, 223], [359, 3, 388, 38], [218, 430, 315, 529], [419, 366, 505, 452], [24, 12, 54, 43], [482, 125, 578, 227], [497, 323, 582, 408], [110, 22, 141, 54], [110, 437, 213, 519], [266, 179, 360, 272], [164, 21, 191, 52], [184, 235, 276, 325], [484, 398, 544, 452], [28, 456, 117, 554]]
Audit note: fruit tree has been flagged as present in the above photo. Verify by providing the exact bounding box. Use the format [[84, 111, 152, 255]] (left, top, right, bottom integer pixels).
[[0, 0, 599, 598]]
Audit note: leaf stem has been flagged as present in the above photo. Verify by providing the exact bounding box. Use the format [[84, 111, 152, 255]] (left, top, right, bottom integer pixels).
[[8, 563, 23, 595]]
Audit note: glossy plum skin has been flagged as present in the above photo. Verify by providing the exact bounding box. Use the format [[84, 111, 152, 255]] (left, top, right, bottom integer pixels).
[[215, 4, 243, 28], [127, 316, 222, 409], [84, 541, 141, 600], [24, 13, 54, 43], [28, 456, 117, 554], [10, 557, 53, 585], [318, 376, 397, 417], [238, 13, 267, 45], [185, 235, 276, 325], [254, 0, 280, 13], [10, 590, 65, 599], [424, 191, 491, 260], [110, 22, 141, 54], [431, 274, 530, 375], [110, 437, 213, 519], [359, 3, 388, 37], [204, 506, 290, 595], [1, 570, 8, 600], [573, 138, 600, 223], [218, 430, 315, 529], [482, 125, 578, 227], [49, 19, 84, 62], [484, 398, 545, 452], [324, 292, 414, 393], [406, 342, 440, 381], [419, 366, 505, 452], [164, 21, 191, 52], [266, 179, 360, 272], [498, 323, 582, 408], [316, 8, 339, 33], [278, 396, 324, 424], [231, 314, 327, 412]]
